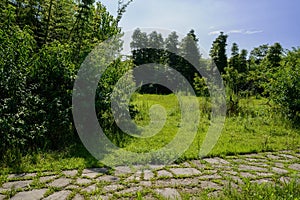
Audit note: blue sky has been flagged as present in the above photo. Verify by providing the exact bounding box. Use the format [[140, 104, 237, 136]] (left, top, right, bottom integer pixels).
[[100, 0, 299, 57]]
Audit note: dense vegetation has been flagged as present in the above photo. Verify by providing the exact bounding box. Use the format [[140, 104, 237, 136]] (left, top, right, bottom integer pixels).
[[0, 0, 299, 170], [0, 0, 133, 165]]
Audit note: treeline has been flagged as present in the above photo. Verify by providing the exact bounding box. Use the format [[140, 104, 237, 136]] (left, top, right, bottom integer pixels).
[[130, 29, 201, 94], [129, 29, 300, 120], [0, 0, 133, 164]]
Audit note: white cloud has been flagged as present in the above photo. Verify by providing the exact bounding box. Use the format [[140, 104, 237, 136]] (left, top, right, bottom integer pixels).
[[209, 29, 263, 35], [227, 29, 244, 34], [208, 30, 224, 35], [227, 29, 263, 35], [245, 30, 263, 34]]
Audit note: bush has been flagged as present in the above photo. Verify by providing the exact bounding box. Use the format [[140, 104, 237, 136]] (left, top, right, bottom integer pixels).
[[0, 25, 43, 159], [270, 47, 300, 122]]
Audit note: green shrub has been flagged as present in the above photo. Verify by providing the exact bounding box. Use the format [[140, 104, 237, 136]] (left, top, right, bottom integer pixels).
[[270, 47, 300, 122]]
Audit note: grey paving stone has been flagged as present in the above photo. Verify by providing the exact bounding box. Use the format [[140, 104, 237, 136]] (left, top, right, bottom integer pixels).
[[8, 173, 36, 179], [2, 180, 32, 189], [256, 172, 274, 177], [82, 184, 97, 193], [251, 179, 273, 184], [280, 154, 296, 159], [82, 168, 108, 174], [199, 174, 222, 180], [66, 185, 80, 189], [147, 165, 165, 170], [72, 194, 85, 200], [76, 178, 92, 185], [0, 194, 5, 200], [103, 184, 124, 192], [157, 170, 173, 178], [240, 172, 256, 178], [44, 190, 71, 200], [155, 178, 198, 187], [200, 181, 222, 190], [238, 165, 266, 172], [274, 162, 285, 168], [116, 186, 143, 194], [47, 178, 71, 187], [97, 175, 120, 182], [271, 166, 288, 174], [168, 178, 199, 186], [126, 171, 142, 181], [114, 166, 133, 175], [182, 162, 191, 167], [83, 172, 100, 179], [169, 164, 181, 168], [156, 188, 181, 200], [203, 158, 230, 165], [266, 154, 281, 160], [190, 160, 206, 169], [10, 189, 47, 200], [41, 172, 57, 176], [39, 175, 57, 183], [62, 170, 78, 177], [143, 170, 154, 180], [246, 158, 263, 162], [140, 181, 152, 187], [252, 162, 270, 167], [289, 163, 300, 171], [243, 154, 264, 159], [170, 168, 201, 176], [0, 188, 7, 193], [231, 159, 245, 163], [225, 171, 238, 175]]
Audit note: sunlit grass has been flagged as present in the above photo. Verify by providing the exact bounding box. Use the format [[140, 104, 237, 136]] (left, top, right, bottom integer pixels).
[[1, 94, 299, 172]]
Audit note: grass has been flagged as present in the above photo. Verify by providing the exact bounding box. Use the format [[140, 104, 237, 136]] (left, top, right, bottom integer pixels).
[[103, 94, 300, 165], [0, 94, 299, 173], [178, 178, 300, 200]]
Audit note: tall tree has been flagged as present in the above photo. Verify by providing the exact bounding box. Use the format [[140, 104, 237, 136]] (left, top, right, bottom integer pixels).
[[180, 29, 201, 84], [148, 31, 164, 63], [249, 44, 269, 65], [239, 49, 248, 73], [165, 31, 179, 54], [209, 32, 228, 74], [165, 31, 180, 74], [130, 28, 149, 65]]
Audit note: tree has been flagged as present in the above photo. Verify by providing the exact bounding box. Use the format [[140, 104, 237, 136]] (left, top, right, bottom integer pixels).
[[270, 47, 300, 121], [0, 0, 133, 162], [249, 44, 269, 65], [165, 31, 179, 54], [246, 43, 283, 97], [130, 28, 149, 65], [224, 43, 249, 95], [148, 31, 164, 63], [210, 32, 228, 74], [239, 49, 248, 73], [179, 29, 201, 85], [165, 31, 180, 70]]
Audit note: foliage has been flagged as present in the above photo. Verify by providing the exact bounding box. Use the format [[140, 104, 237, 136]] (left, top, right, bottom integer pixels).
[[0, 25, 41, 162], [209, 32, 228, 74], [270, 47, 300, 121], [0, 0, 130, 165], [130, 29, 202, 94]]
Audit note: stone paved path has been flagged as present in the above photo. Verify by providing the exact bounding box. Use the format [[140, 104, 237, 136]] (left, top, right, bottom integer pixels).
[[0, 150, 299, 199]]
